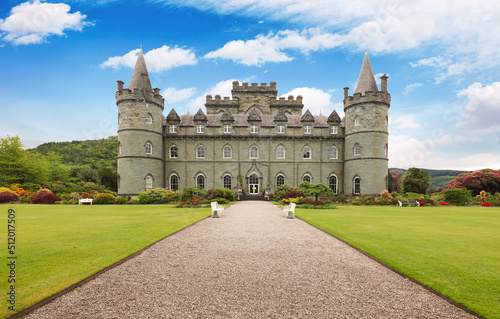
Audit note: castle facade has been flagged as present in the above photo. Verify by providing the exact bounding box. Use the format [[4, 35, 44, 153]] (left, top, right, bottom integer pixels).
[[116, 51, 390, 197]]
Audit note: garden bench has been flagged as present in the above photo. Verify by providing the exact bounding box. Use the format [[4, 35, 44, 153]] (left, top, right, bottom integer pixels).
[[398, 200, 420, 207], [79, 198, 93, 205], [283, 202, 296, 219], [211, 201, 224, 218]]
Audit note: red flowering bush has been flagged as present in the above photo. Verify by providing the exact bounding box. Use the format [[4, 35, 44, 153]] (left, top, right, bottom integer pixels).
[[0, 192, 19, 204], [31, 191, 62, 204], [482, 202, 492, 207], [418, 200, 425, 206], [445, 169, 500, 196]]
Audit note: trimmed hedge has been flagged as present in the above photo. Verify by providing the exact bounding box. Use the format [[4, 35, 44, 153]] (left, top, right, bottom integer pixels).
[[94, 193, 116, 204]]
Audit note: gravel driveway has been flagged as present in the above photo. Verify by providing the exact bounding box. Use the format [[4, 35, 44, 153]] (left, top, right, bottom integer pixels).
[[26, 201, 476, 318]]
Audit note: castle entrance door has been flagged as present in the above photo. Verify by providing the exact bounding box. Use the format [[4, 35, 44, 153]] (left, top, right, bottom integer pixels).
[[249, 173, 259, 194]]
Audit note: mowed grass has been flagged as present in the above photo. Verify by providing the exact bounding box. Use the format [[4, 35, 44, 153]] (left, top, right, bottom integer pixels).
[[295, 206, 500, 319], [0, 204, 210, 319]]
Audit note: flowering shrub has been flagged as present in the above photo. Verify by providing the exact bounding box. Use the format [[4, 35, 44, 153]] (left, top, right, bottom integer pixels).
[[138, 188, 177, 204], [31, 191, 62, 204], [418, 200, 425, 206], [379, 190, 393, 205], [439, 201, 449, 205], [0, 192, 19, 203], [482, 201, 492, 207], [272, 185, 297, 201], [445, 169, 500, 195], [284, 190, 305, 199], [81, 192, 94, 199], [282, 196, 303, 203], [0, 187, 15, 194]]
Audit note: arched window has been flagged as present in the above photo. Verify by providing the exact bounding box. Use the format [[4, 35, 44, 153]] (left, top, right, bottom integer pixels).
[[329, 175, 338, 194], [303, 174, 311, 183], [196, 146, 205, 159], [354, 143, 361, 156], [329, 146, 338, 159], [146, 175, 153, 191], [354, 116, 361, 126], [303, 146, 311, 159], [250, 146, 259, 159], [145, 142, 152, 155], [170, 145, 178, 158], [276, 146, 285, 159], [276, 174, 285, 187], [145, 113, 153, 124], [170, 174, 179, 191], [354, 177, 361, 194], [223, 175, 232, 189], [118, 114, 122, 124], [223, 146, 232, 159], [196, 174, 205, 189]]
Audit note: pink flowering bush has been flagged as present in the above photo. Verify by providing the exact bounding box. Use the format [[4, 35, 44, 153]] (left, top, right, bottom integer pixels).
[[439, 201, 449, 205], [445, 169, 500, 196]]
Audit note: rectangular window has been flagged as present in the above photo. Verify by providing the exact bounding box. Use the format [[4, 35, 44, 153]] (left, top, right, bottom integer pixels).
[[330, 126, 338, 135], [277, 125, 285, 134], [251, 125, 258, 134], [224, 125, 231, 134], [197, 125, 204, 133], [304, 125, 311, 134], [170, 125, 177, 133]]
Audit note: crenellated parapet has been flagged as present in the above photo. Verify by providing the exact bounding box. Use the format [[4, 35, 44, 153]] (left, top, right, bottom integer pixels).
[[232, 81, 277, 94], [205, 94, 239, 114], [116, 80, 165, 109], [343, 90, 391, 111], [270, 95, 304, 115]]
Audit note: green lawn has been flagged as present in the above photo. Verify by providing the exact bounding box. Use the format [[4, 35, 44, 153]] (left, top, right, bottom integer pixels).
[[0, 204, 210, 319], [295, 206, 500, 319]]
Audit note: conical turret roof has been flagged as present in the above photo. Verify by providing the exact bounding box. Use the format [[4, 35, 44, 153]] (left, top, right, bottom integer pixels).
[[129, 48, 153, 92], [354, 51, 378, 95]]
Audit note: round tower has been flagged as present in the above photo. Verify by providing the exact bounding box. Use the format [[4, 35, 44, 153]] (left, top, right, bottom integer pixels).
[[116, 49, 165, 196], [343, 52, 390, 196]]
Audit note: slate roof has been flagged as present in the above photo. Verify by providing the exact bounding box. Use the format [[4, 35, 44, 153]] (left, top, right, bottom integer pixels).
[[178, 113, 330, 127], [354, 51, 378, 95], [128, 49, 153, 92]]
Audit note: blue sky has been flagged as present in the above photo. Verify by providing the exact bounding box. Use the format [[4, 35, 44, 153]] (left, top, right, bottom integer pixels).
[[1, 0, 499, 170]]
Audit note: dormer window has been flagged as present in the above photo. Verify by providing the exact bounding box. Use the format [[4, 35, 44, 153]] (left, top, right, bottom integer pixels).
[[197, 125, 204, 133], [330, 126, 338, 134], [224, 125, 231, 134], [277, 125, 285, 134], [170, 125, 178, 133], [303, 125, 311, 134], [251, 125, 258, 134]]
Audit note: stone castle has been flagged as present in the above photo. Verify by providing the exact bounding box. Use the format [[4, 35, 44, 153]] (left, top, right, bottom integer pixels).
[[116, 50, 390, 197]]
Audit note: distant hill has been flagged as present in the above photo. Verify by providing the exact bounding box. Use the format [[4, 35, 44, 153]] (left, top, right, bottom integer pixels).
[[30, 136, 118, 170], [389, 168, 470, 189]]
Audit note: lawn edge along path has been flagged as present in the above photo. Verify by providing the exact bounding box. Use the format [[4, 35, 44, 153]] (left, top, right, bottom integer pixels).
[[294, 213, 487, 319], [7, 214, 211, 319]]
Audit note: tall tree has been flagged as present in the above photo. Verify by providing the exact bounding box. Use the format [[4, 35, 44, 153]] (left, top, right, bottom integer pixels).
[[401, 167, 431, 194]]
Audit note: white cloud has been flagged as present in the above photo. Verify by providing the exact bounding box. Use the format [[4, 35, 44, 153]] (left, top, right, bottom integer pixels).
[[281, 87, 333, 115], [100, 45, 197, 72], [162, 0, 500, 72], [391, 115, 421, 129], [187, 79, 240, 113], [411, 56, 472, 83], [410, 56, 452, 68], [456, 82, 500, 132], [162, 87, 196, 104], [0, 0, 91, 45], [403, 83, 422, 94], [389, 134, 499, 170]]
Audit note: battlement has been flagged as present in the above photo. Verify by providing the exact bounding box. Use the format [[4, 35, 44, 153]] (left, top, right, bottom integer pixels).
[[205, 95, 239, 105], [232, 81, 278, 94], [116, 81, 165, 108], [271, 95, 303, 105], [343, 90, 391, 111]]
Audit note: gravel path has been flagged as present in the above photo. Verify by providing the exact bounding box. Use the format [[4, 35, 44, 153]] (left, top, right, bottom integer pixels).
[[26, 201, 475, 318]]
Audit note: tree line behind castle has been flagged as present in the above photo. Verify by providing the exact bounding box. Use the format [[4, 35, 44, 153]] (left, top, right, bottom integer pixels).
[[1, 135, 499, 206]]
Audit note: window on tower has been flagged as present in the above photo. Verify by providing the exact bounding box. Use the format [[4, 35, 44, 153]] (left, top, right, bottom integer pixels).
[[145, 114, 153, 124], [170, 174, 179, 191], [145, 142, 152, 155], [146, 175, 153, 191], [329, 175, 338, 194], [354, 143, 361, 156], [354, 116, 361, 126], [354, 177, 361, 194]]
